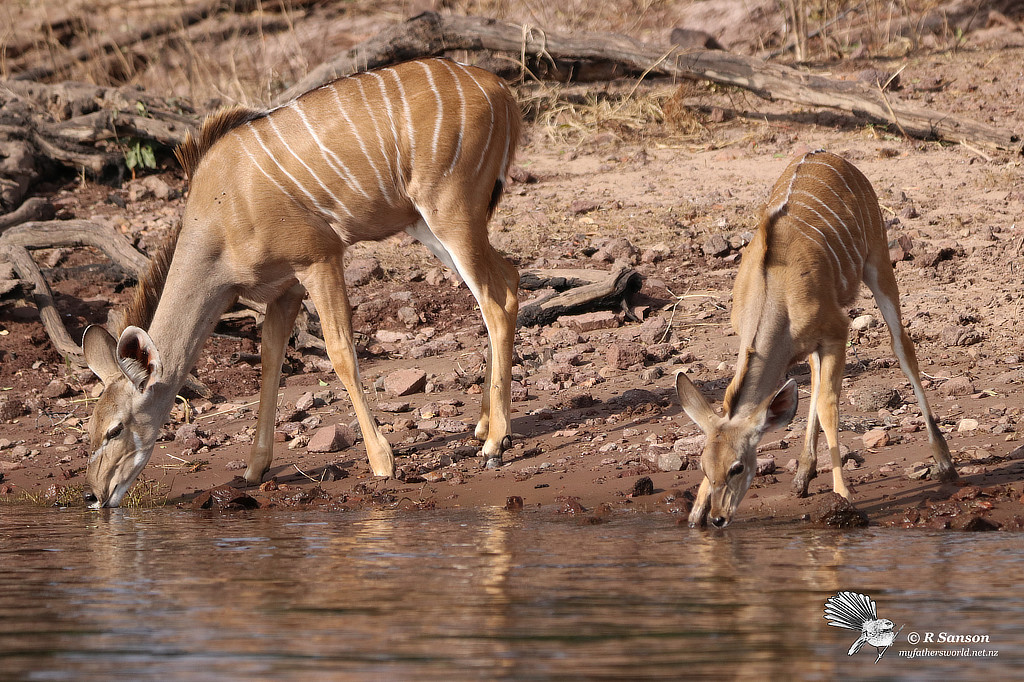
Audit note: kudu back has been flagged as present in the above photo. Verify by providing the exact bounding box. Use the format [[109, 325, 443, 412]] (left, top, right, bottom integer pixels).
[[676, 150, 957, 528], [82, 58, 521, 507]]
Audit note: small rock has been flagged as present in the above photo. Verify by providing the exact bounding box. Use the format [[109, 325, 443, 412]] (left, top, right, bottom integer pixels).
[[175, 423, 205, 451], [505, 495, 524, 510], [191, 485, 259, 510], [943, 376, 975, 397], [702, 234, 730, 257], [397, 306, 420, 327], [850, 314, 876, 331], [379, 401, 411, 413], [631, 476, 655, 496], [558, 311, 621, 332], [606, 341, 645, 370], [42, 379, 71, 399], [225, 460, 247, 471], [639, 367, 663, 384], [862, 428, 890, 449], [957, 418, 980, 432], [959, 515, 1000, 532], [384, 368, 427, 396], [570, 199, 600, 215], [376, 330, 411, 344], [848, 387, 902, 411], [307, 424, 357, 453], [812, 492, 868, 527], [641, 243, 672, 263], [345, 257, 383, 286], [295, 392, 316, 411], [0, 398, 27, 422], [638, 315, 670, 344], [755, 456, 775, 476]]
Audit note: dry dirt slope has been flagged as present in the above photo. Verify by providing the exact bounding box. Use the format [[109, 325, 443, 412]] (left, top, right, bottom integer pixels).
[[1, 3, 1023, 528]]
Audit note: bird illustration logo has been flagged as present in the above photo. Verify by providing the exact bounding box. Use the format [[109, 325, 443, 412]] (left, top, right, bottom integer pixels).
[[823, 591, 903, 663]]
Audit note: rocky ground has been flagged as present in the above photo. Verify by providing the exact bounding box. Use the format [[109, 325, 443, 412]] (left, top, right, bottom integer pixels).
[[1, 2, 1023, 530]]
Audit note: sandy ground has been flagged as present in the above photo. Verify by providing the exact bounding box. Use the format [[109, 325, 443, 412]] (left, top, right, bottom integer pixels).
[[2, 4, 1024, 530]]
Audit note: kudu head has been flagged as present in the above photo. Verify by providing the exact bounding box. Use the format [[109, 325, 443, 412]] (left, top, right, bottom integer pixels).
[[674, 371, 798, 528], [81, 325, 164, 508]]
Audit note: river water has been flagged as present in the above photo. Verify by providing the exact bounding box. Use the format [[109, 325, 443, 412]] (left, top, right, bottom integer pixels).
[[1, 507, 1020, 680]]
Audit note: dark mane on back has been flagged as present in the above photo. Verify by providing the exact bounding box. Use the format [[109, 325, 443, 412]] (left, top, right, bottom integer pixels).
[[111, 226, 180, 336], [173, 106, 264, 181]]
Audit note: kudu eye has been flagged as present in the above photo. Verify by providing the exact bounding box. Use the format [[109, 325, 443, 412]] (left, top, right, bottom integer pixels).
[[105, 423, 124, 441], [727, 462, 745, 478]]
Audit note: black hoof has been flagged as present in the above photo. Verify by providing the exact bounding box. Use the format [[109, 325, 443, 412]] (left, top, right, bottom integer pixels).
[[500, 434, 513, 451], [483, 455, 503, 469]]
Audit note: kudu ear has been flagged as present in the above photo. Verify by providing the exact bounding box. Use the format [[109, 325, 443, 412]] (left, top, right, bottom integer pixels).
[[674, 370, 718, 433], [758, 378, 799, 433], [115, 326, 162, 393], [82, 325, 122, 386]]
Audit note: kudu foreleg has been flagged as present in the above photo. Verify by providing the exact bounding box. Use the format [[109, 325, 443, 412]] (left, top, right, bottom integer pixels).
[[302, 259, 395, 478], [864, 263, 957, 482], [245, 283, 305, 484], [793, 351, 822, 497]]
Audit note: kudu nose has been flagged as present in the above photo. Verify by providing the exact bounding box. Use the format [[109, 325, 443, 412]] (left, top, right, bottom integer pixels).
[[83, 490, 99, 506], [710, 516, 728, 528]]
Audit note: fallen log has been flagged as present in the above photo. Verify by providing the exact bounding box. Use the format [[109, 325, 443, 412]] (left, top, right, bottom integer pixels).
[[280, 12, 1021, 154], [517, 266, 643, 328]]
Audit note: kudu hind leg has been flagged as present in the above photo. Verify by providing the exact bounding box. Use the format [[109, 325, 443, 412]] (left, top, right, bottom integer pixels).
[[423, 214, 518, 467], [864, 263, 957, 481], [301, 260, 395, 477], [246, 283, 305, 484]]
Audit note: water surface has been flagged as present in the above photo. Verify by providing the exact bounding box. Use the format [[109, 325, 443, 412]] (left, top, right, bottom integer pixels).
[[1, 507, 1020, 680]]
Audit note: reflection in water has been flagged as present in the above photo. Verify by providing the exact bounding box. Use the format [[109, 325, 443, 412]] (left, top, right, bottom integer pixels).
[[1, 507, 1021, 680]]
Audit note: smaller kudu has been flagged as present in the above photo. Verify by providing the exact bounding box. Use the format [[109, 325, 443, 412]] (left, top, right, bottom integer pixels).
[[82, 58, 521, 507], [676, 150, 957, 528]]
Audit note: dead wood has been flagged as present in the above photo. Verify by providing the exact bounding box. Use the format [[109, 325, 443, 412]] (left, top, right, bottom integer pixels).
[[0, 80, 196, 210], [517, 266, 643, 328], [0, 198, 54, 232], [280, 12, 1021, 154]]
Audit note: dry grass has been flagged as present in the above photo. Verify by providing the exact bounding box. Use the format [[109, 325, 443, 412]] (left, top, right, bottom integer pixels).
[[1, 0, 977, 109], [1, 476, 168, 509], [521, 80, 708, 147]]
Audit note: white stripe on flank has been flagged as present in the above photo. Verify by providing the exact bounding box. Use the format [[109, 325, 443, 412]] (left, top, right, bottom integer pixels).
[[798, 175, 865, 252], [790, 189, 864, 263], [235, 131, 316, 214], [804, 158, 867, 236], [290, 100, 371, 201], [386, 67, 416, 164], [332, 85, 393, 205], [768, 152, 812, 216], [452, 62, 495, 177], [418, 61, 445, 164], [264, 116, 354, 221], [789, 213, 849, 289], [438, 60, 465, 176], [789, 198, 859, 275], [244, 124, 349, 222], [368, 71, 405, 200], [353, 75, 400, 199]]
